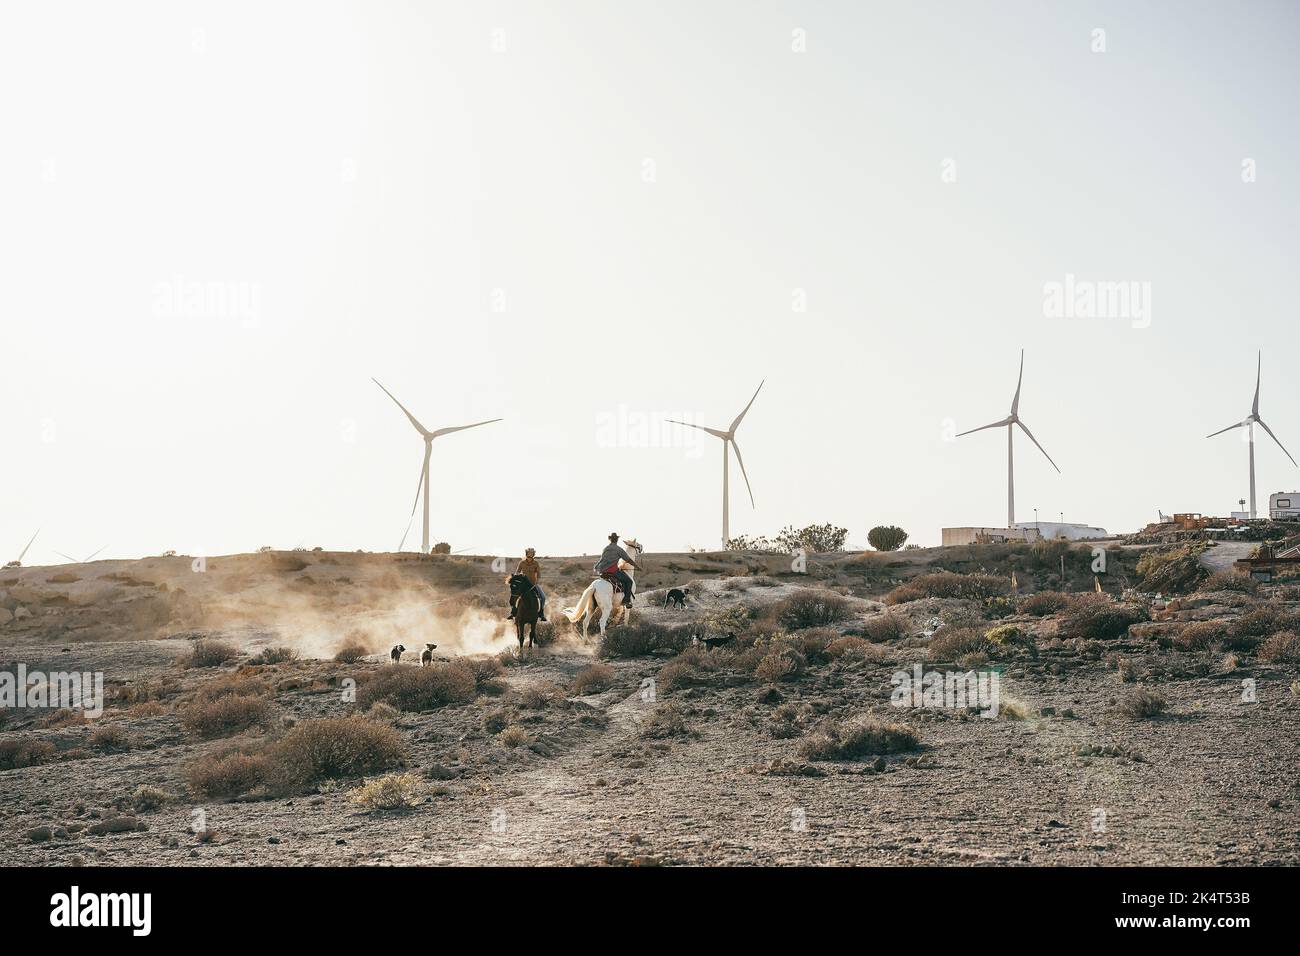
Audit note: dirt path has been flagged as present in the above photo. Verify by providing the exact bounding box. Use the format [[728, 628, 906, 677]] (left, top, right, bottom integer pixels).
[[1198, 541, 1255, 573]]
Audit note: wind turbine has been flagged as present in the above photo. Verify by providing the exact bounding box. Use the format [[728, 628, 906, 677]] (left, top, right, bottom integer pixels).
[[667, 381, 763, 548], [1206, 351, 1296, 519], [4, 529, 40, 569], [372, 378, 502, 554], [55, 545, 106, 565], [956, 349, 1059, 527]]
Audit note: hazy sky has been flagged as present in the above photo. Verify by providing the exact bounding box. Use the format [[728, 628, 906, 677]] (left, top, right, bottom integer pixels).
[[4, 0, 1300, 564]]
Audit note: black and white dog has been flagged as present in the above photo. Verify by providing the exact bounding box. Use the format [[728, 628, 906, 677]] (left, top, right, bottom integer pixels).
[[390, 644, 406, 663], [664, 587, 689, 609]]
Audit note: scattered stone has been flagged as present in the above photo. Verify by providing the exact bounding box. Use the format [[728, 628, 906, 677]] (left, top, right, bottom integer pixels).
[[27, 826, 52, 842]]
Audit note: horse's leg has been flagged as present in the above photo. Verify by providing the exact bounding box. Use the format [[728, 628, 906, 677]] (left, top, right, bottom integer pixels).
[[516, 617, 524, 656], [598, 593, 612, 639]]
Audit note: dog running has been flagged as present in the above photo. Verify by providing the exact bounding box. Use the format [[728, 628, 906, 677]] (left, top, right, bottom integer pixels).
[[664, 587, 689, 609]]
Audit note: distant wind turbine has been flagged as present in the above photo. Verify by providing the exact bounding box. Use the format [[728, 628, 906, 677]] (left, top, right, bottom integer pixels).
[[4, 529, 40, 569], [55, 545, 106, 565], [372, 378, 502, 554], [1206, 351, 1296, 519], [957, 349, 1059, 527], [667, 381, 763, 548]]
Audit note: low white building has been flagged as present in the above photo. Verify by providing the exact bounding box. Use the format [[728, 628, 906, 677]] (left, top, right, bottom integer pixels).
[[942, 526, 1041, 546], [1012, 521, 1107, 541]]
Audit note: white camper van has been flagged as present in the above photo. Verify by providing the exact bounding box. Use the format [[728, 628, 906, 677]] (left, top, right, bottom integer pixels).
[[1269, 492, 1300, 521]]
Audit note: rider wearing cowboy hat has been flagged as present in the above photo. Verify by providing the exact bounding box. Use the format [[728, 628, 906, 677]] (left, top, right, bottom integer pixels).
[[594, 532, 640, 608], [508, 547, 546, 621]]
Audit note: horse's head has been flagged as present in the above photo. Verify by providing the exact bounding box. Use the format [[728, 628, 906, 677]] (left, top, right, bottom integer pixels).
[[624, 537, 644, 556], [507, 573, 533, 597]]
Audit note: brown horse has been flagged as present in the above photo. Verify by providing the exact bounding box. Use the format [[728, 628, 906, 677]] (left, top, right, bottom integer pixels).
[[507, 573, 542, 654]]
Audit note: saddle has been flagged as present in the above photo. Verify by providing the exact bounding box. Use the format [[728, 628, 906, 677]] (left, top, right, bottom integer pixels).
[[598, 571, 624, 595]]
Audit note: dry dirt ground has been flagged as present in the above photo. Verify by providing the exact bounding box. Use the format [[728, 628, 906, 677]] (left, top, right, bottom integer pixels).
[[1, 546, 1297, 866]]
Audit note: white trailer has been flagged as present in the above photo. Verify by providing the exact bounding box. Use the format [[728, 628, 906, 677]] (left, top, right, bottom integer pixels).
[[1269, 492, 1300, 521]]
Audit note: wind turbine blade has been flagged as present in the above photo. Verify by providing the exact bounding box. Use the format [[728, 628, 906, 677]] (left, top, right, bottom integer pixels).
[[84, 546, 106, 562], [398, 516, 413, 552], [728, 380, 765, 434], [1206, 419, 1251, 439], [1010, 349, 1024, 416], [1252, 351, 1261, 418], [730, 438, 756, 507], [17, 529, 38, 563], [372, 378, 430, 436], [956, 417, 1012, 437], [55, 552, 79, 564], [1256, 417, 1298, 467], [429, 418, 502, 439], [666, 420, 729, 440], [409, 451, 430, 517], [1016, 420, 1060, 473]]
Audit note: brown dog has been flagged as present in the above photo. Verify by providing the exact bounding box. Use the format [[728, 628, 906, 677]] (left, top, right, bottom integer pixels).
[[420, 643, 438, 667]]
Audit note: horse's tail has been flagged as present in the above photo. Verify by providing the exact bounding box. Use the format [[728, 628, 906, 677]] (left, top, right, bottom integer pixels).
[[564, 583, 596, 623]]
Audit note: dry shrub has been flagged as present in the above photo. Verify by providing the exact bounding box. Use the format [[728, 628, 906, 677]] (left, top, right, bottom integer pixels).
[[193, 674, 272, 702], [264, 716, 405, 793], [799, 717, 919, 761], [859, 613, 909, 642], [350, 772, 422, 812], [131, 784, 171, 812], [657, 648, 721, 691], [366, 701, 400, 723], [882, 583, 925, 605], [0, 737, 56, 770], [88, 725, 130, 751], [481, 707, 511, 733], [356, 662, 476, 712], [571, 663, 615, 696], [1021, 590, 1070, 616], [787, 627, 837, 663], [187, 750, 271, 798], [1201, 571, 1258, 594], [984, 624, 1031, 648], [755, 647, 807, 683], [885, 572, 1008, 605], [928, 626, 988, 661], [465, 656, 507, 695], [770, 591, 852, 630], [186, 639, 238, 668], [1117, 688, 1166, 719], [1172, 621, 1224, 652], [1232, 604, 1299, 641], [1259, 631, 1300, 663], [180, 695, 273, 737], [1058, 593, 1148, 640], [597, 622, 692, 659], [1136, 544, 1207, 594], [180, 673, 274, 737], [251, 646, 299, 665], [333, 642, 369, 664], [642, 702, 690, 739], [498, 725, 533, 748], [826, 635, 888, 661]]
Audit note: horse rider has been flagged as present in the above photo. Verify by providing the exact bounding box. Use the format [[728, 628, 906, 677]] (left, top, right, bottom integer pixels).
[[507, 547, 546, 622], [594, 532, 640, 608]]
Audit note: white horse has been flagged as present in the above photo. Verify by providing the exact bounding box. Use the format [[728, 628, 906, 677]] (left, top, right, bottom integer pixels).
[[563, 538, 643, 642]]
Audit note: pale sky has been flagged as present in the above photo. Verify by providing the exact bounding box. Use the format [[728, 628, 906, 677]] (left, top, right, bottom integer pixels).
[[3, 0, 1300, 564]]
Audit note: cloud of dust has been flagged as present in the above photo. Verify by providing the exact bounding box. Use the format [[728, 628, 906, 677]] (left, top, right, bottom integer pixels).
[[188, 569, 521, 660]]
